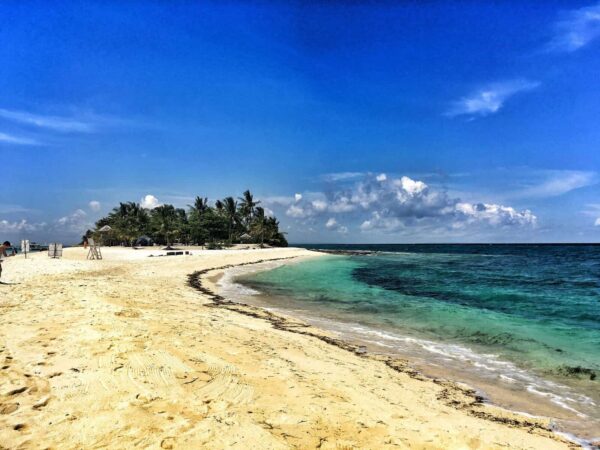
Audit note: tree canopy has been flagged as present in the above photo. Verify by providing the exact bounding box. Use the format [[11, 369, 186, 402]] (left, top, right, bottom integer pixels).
[[91, 190, 287, 247]]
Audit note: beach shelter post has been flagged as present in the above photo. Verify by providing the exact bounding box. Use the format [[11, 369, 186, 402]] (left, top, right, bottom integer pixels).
[[21, 239, 30, 259]]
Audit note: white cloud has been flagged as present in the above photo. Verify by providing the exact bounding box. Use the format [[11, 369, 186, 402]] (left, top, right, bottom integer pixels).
[[286, 204, 306, 218], [312, 200, 328, 212], [294, 193, 303, 202], [583, 203, 600, 218], [514, 170, 597, 198], [88, 200, 101, 212], [446, 79, 540, 118], [262, 195, 296, 207], [1, 208, 95, 239], [548, 2, 600, 52], [321, 172, 364, 182], [56, 209, 91, 233], [455, 202, 536, 227], [0, 204, 31, 214], [287, 174, 536, 235], [360, 212, 405, 233], [141, 194, 160, 209], [595, 218, 600, 226], [395, 176, 427, 195], [325, 217, 348, 234], [376, 173, 387, 182], [0, 132, 38, 145], [0, 108, 94, 133], [0, 219, 43, 233]]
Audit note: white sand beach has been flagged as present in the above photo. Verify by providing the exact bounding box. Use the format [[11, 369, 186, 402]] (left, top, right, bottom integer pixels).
[[0, 247, 575, 449]]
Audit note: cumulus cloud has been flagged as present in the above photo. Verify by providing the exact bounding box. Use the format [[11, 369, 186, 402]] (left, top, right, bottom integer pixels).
[[446, 79, 540, 118], [286, 204, 306, 218], [0, 132, 38, 145], [595, 218, 600, 226], [286, 174, 536, 235], [0, 219, 43, 233], [455, 202, 536, 227], [548, 2, 600, 52], [1, 208, 96, 239], [376, 173, 387, 182], [141, 194, 160, 209], [56, 209, 92, 233], [325, 218, 337, 229], [88, 200, 101, 212], [325, 217, 349, 234], [294, 193, 302, 202]]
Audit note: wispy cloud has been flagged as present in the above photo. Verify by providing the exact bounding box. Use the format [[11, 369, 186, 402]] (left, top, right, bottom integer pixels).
[[581, 203, 600, 217], [446, 79, 540, 118], [584, 204, 600, 226], [0, 132, 38, 145], [0, 108, 94, 133], [548, 2, 600, 52], [320, 172, 365, 182], [0, 204, 32, 214], [513, 170, 597, 198]]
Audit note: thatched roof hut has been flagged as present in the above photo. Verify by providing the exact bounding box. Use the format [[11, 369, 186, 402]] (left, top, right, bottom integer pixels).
[[239, 233, 253, 243]]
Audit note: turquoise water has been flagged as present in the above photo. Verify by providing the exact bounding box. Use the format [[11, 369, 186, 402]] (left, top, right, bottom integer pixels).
[[233, 245, 600, 441]]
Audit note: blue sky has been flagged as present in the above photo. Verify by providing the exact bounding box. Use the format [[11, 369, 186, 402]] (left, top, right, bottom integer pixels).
[[1, 1, 599, 243]]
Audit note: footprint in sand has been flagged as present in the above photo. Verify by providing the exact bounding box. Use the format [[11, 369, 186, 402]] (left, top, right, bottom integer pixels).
[[114, 309, 142, 318], [0, 347, 52, 418], [0, 402, 19, 414]]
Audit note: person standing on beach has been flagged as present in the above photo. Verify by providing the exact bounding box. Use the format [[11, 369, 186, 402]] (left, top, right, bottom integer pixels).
[[0, 241, 16, 280]]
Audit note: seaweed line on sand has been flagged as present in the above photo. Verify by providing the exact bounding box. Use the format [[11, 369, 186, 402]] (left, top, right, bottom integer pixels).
[[187, 256, 575, 448]]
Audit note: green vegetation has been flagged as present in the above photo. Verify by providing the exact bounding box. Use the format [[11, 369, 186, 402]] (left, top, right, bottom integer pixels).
[[87, 190, 287, 247]]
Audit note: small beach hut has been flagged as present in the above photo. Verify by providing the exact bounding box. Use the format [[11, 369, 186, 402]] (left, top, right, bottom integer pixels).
[[98, 225, 112, 246], [240, 233, 253, 243]]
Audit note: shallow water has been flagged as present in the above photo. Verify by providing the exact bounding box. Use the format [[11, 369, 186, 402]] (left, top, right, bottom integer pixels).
[[226, 244, 600, 442]]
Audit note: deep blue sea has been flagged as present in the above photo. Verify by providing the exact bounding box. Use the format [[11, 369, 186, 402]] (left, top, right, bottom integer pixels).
[[224, 244, 600, 442]]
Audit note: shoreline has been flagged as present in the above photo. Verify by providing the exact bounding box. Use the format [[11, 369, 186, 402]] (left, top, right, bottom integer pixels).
[[193, 257, 579, 448], [216, 254, 599, 445], [0, 247, 580, 448]]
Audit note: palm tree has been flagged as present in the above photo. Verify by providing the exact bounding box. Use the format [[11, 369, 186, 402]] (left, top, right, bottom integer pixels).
[[251, 206, 267, 246], [107, 202, 149, 245], [223, 196, 238, 244], [188, 196, 209, 245], [214, 199, 224, 213], [190, 196, 209, 216], [238, 189, 260, 228], [151, 204, 178, 246]]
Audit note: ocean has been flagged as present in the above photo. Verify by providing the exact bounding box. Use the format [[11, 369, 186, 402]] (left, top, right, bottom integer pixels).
[[220, 244, 600, 443]]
